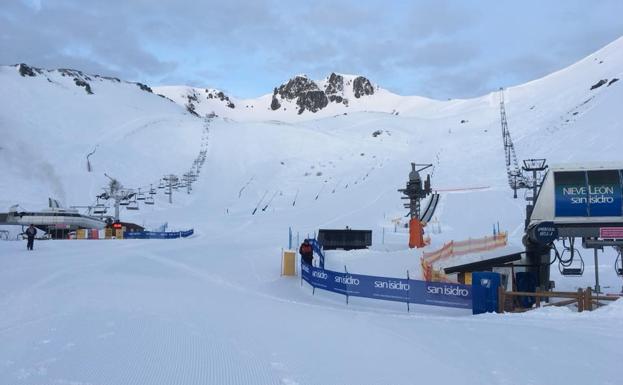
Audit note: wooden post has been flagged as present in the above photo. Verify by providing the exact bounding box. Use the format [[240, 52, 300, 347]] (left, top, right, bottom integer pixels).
[[535, 294, 541, 309], [497, 285, 505, 313], [577, 288, 584, 312], [585, 287, 593, 311]]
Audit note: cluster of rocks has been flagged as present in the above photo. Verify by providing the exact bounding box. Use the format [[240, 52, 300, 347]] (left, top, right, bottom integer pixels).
[[271, 75, 328, 114], [184, 88, 236, 117], [270, 73, 376, 115], [17, 63, 42, 77], [15, 63, 155, 96], [352, 76, 374, 98], [590, 78, 619, 90], [205, 89, 235, 108]]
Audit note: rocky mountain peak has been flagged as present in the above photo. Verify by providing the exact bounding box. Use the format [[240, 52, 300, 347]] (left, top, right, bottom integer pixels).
[[271, 75, 327, 114], [270, 73, 377, 114]]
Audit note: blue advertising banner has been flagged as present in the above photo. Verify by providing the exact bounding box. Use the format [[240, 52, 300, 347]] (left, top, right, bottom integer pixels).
[[124, 229, 194, 239], [586, 170, 622, 216], [555, 170, 623, 217], [555, 171, 589, 217], [301, 264, 472, 309]]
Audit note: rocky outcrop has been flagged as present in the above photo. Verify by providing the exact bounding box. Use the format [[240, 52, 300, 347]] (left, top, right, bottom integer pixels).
[[325, 73, 349, 106], [325, 73, 344, 96], [271, 73, 377, 113], [353, 76, 374, 98], [136, 82, 153, 93], [270, 73, 377, 114], [17, 63, 40, 77], [296, 90, 328, 114], [74, 78, 93, 94], [271, 88, 281, 110], [272, 75, 330, 114], [276, 75, 320, 100], [205, 89, 235, 108], [590, 79, 608, 90]]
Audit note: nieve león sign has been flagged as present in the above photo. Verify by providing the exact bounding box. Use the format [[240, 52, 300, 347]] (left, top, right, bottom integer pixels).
[[301, 263, 472, 309], [555, 170, 623, 217]]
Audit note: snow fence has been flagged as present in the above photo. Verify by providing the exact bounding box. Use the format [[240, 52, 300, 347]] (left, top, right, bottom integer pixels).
[[123, 229, 194, 239], [301, 263, 472, 309]]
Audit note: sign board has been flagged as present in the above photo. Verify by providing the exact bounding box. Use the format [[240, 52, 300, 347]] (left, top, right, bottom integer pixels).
[[531, 221, 558, 244], [599, 227, 623, 239], [555, 170, 623, 217], [301, 263, 471, 309]]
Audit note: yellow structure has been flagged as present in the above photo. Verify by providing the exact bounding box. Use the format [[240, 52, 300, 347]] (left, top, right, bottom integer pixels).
[[115, 227, 125, 239], [105, 228, 113, 239], [463, 272, 473, 285], [76, 229, 88, 239], [281, 250, 296, 276]]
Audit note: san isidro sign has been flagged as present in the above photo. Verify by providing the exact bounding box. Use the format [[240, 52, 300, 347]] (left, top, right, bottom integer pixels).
[[555, 170, 623, 217]]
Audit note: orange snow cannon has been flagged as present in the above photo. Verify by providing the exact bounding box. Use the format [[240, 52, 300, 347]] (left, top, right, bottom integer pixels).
[[409, 218, 425, 248]]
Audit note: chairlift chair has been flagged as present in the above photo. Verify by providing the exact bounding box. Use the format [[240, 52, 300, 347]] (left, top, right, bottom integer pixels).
[[93, 204, 107, 215], [119, 198, 130, 206], [137, 192, 146, 201], [558, 247, 584, 276], [126, 195, 139, 210], [615, 250, 623, 277], [144, 196, 155, 205]]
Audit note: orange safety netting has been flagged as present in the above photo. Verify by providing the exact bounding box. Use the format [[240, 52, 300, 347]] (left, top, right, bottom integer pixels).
[[420, 232, 508, 281]]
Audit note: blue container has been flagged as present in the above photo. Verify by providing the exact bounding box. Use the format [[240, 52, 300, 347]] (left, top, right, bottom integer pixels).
[[472, 272, 501, 315]]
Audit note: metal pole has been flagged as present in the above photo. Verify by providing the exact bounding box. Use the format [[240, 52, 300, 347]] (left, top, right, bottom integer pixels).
[[168, 176, 173, 204], [594, 248, 600, 294], [115, 197, 120, 221]]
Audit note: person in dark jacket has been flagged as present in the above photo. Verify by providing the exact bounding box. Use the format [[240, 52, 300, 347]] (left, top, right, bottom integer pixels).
[[25, 224, 37, 250], [299, 239, 314, 266]]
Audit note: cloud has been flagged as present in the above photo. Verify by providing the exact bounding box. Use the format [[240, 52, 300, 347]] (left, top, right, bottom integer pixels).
[[0, 1, 175, 78], [0, 0, 622, 99]]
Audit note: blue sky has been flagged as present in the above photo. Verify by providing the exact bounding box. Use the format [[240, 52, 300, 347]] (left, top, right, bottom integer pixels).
[[2, 0, 622, 99]]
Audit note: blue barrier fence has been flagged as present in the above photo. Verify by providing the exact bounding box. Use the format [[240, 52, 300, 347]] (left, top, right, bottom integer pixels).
[[301, 263, 472, 309], [124, 229, 194, 239]]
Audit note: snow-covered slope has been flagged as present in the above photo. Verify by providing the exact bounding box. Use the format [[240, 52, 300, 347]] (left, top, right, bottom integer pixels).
[[0, 64, 204, 209]]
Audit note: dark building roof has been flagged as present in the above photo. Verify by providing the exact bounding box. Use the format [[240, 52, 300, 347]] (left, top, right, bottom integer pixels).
[[443, 252, 524, 274]]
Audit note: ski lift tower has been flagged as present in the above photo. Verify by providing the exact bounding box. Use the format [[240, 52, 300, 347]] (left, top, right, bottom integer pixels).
[[398, 163, 433, 248], [522, 158, 548, 229], [103, 173, 134, 221], [163, 174, 179, 204]]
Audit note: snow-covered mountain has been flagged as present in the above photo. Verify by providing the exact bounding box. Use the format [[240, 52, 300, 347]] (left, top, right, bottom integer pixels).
[[1, 36, 622, 385], [155, 39, 622, 124], [154, 72, 436, 121]]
